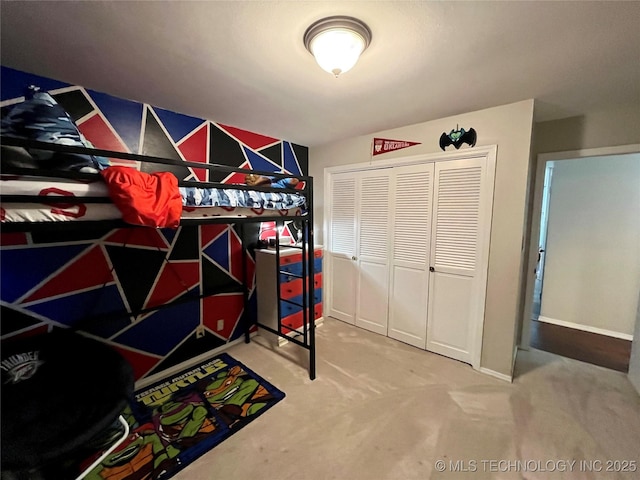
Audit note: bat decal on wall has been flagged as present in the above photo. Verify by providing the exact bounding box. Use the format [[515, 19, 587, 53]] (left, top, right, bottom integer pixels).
[[439, 126, 477, 151]]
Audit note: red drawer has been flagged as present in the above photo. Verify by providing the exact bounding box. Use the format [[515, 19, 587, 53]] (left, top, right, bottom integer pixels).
[[280, 248, 323, 265], [281, 304, 323, 332], [280, 273, 323, 299]]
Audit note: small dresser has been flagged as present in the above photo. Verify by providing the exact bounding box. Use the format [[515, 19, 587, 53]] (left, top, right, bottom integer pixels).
[[255, 246, 323, 345]]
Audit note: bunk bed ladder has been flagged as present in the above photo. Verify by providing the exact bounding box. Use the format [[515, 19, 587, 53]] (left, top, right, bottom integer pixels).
[[276, 216, 316, 380], [274, 222, 309, 347], [253, 215, 316, 380]]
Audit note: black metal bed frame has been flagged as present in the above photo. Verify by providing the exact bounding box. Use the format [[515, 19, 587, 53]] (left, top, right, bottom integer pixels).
[[0, 136, 317, 380]]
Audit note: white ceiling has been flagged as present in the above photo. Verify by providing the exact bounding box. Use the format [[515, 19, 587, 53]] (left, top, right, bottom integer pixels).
[[2, 1, 639, 147]]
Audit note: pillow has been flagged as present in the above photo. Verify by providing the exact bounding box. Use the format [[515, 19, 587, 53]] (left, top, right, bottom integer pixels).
[[1, 85, 109, 172]]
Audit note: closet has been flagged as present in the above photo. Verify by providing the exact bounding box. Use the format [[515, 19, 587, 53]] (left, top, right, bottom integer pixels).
[[325, 147, 495, 368]]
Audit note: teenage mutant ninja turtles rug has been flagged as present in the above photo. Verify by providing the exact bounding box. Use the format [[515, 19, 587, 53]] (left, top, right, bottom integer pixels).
[[79, 353, 285, 480]]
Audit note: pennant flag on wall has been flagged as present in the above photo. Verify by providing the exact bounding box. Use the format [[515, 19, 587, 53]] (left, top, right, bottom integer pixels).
[[372, 137, 421, 156]]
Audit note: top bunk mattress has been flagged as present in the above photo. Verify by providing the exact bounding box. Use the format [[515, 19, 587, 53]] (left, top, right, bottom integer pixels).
[[0, 175, 306, 225]]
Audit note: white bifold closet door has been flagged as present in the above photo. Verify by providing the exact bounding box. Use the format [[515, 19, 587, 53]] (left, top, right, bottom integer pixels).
[[326, 172, 357, 324], [327, 152, 493, 368], [426, 157, 489, 365], [326, 169, 391, 335], [387, 163, 434, 348], [354, 170, 391, 335]]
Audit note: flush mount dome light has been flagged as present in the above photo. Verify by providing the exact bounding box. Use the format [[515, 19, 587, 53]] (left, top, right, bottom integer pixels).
[[304, 16, 372, 77]]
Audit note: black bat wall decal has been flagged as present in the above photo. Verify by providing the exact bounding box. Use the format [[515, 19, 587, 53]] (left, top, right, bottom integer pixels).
[[439, 126, 477, 151]]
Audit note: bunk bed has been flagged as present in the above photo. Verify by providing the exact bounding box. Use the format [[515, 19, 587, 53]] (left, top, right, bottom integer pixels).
[[0, 135, 318, 382]]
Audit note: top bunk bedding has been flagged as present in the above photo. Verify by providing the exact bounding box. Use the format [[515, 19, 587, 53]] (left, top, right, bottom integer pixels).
[[0, 174, 306, 227], [0, 86, 310, 229]]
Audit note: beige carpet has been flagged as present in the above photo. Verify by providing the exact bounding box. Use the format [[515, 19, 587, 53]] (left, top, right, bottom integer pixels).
[[173, 317, 640, 480]]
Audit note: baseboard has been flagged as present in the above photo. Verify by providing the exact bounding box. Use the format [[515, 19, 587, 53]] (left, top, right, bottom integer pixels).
[[537, 316, 633, 341], [277, 317, 324, 346], [479, 367, 513, 383]]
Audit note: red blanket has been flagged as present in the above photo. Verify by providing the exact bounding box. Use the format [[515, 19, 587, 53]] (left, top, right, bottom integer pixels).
[[101, 167, 182, 229]]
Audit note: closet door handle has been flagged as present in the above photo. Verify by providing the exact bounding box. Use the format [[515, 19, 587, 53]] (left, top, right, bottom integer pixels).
[[351, 256, 357, 261], [429, 266, 435, 272]]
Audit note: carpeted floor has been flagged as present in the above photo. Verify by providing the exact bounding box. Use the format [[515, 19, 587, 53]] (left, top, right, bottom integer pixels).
[[172, 317, 640, 480]]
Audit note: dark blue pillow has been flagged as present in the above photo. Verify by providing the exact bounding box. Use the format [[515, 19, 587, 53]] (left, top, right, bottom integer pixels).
[[1, 85, 108, 172]]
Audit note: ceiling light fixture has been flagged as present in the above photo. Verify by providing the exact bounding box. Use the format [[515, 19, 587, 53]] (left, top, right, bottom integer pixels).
[[304, 16, 372, 78]]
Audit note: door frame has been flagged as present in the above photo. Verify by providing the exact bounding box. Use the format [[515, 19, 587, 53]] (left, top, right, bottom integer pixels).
[[324, 145, 497, 369], [520, 143, 640, 351], [536, 162, 554, 285]]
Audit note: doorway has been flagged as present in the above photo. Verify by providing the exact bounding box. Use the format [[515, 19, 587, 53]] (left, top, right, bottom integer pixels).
[[524, 146, 640, 372], [532, 162, 554, 320]]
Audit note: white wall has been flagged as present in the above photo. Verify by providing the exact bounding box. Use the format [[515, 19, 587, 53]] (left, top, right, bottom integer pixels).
[[310, 100, 535, 378], [534, 104, 640, 154], [540, 154, 640, 337]]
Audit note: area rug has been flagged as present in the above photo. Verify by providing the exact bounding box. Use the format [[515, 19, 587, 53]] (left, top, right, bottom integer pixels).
[[80, 353, 286, 480]]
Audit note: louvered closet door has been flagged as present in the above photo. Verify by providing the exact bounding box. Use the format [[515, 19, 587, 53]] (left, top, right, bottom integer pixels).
[[387, 163, 434, 348], [327, 172, 357, 324], [426, 157, 489, 365], [354, 169, 392, 336]]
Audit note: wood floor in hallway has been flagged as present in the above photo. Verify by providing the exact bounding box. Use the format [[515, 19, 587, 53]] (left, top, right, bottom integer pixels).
[[529, 318, 632, 373]]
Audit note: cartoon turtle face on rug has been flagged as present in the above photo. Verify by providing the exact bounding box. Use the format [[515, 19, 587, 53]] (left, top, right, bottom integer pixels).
[[203, 365, 272, 426], [85, 426, 174, 480], [153, 391, 216, 450]]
